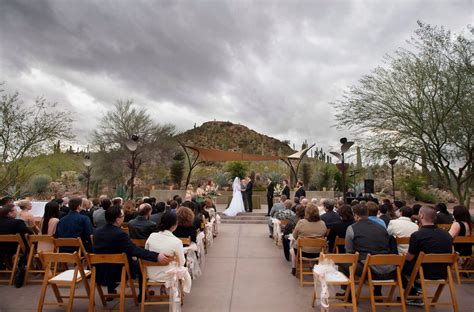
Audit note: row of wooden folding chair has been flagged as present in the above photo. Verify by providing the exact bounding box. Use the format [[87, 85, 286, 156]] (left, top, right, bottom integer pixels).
[[274, 219, 290, 246], [453, 236, 474, 285], [295, 237, 327, 287], [0, 234, 26, 285]]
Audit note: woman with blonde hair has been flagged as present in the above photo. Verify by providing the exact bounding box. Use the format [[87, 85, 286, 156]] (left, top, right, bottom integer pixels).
[[18, 199, 39, 233]]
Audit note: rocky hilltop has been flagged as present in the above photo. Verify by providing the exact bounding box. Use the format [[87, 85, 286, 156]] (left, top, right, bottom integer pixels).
[[176, 121, 295, 156]]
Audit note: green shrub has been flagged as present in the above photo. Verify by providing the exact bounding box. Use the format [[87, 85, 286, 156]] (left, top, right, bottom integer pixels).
[[29, 175, 52, 196], [226, 161, 248, 179]]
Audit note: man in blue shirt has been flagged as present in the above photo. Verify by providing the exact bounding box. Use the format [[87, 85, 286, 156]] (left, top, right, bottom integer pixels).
[[56, 196, 94, 251], [367, 201, 386, 229]]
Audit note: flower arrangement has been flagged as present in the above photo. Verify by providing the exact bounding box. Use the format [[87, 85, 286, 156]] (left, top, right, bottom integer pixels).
[[274, 183, 283, 196]]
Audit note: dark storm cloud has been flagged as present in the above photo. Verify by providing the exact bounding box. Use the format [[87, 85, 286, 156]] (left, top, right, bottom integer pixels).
[[0, 0, 472, 150]]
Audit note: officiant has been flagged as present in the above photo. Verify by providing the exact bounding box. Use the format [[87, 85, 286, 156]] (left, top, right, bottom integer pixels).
[[244, 177, 254, 212]]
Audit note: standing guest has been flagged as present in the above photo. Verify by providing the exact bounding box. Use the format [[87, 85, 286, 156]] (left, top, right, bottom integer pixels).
[[173, 207, 197, 243], [185, 184, 194, 198], [56, 197, 94, 251], [342, 204, 393, 297], [327, 204, 355, 253], [403, 206, 453, 302], [93, 206, 170, 298], [266, 178, 275, 216], [145, 212, 192, 293], [17, 199, 39, 233], [291, 203, 327, 275], [449, 205, 473, 257], [378, 203, 392, 226], [80, 198, 94, 224], [268, 195, 287, 237], [38, 201, 60, 252], [320, 199, 341, 229], [281, 179, 290, 200], [434, 203, 454, 224], [387, 207, 419, 254], [367, 201, 386, 229], [150, 202, 166, 225], [122, 200, 138, 222], [294, 181, 306, 200], [93, 198, 112, 228], [128, 203, 158, 239], [196, 183, 205, 203]]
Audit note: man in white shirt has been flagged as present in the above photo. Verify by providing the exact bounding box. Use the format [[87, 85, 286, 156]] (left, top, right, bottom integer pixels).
[[387, 206, 419, 254]]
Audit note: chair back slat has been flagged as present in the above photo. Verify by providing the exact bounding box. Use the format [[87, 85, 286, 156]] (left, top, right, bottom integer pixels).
[[180, 237, 191, 246], [29, 235, 55, 244], [131, 239, 146, 248], [421, 252, 457, 265], [366, 254, 405, 266], [54, 237, 82, 248], [395, 237, 410, 245], [437, 224, 452, 231], [298, 237, 327, 248], [39, 251, 82, 265], [321, 252, 358, 264], [140, 255, 178, 268], [0, 234, 26, 252], [88, 253, 128, 265], [453, 236, 474, 244]]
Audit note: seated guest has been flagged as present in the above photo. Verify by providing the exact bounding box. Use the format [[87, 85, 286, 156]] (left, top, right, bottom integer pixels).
[[434, 202, 454, 225], [173, 195, 183, 207], [150, 202, 166, 225], [38, 201, 60, 252], [123, 199, 138, 222], [17, 199, 39, 233], [378, 203, 392, 226], [387, 206, 419, 254], [93, 206, 170, 297], [403, 206, 453, 300], [290, 197, 300, 212], [173, 207, 197, 243], [283, 205, 305, 261], [58, 197, 69, 219], [449, 205, 473, 257], [145, 212, 192, 293], [91, 198, 101, 212], [291, 203, 327, 275], [203, 198, 216, 219], [335, 199, 345, 213], [327, 204, 354, 253], [0, 204, 32, 257], [367, 201, 386, 229], [411, 204, 421, 224], [56, 197, 94, 251], [275, 200, 296, 221], [320, 199, 340, 228], [80, 198, 94, 225], [112, 197, 123, 207], [167, 200, 179, 213], [342, 204, 393, 297], [128, 204, 158, 239], [191, 202, 210, 229], [393, 200, 405, 217], [93, 198, 111, 228], [268, 195, 287, 237]]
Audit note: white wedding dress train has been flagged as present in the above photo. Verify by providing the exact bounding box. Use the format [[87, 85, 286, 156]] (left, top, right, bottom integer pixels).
[[223, 177, 246, 217]]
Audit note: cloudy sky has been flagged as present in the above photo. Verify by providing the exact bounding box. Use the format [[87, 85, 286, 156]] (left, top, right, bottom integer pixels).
[[0, 0, 472, 152]]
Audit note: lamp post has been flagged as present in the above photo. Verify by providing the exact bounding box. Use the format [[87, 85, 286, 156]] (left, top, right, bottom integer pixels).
[[388, 150, 398, 200], [82, 155, 92, 199], [125, 135, 139, 200], [330, 138, 354, 203]]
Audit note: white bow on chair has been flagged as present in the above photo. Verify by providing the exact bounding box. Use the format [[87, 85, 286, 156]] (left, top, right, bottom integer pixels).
[[313, 259, 339, 311], [272, 218, 282, 244], [165, 264, 188, 312]]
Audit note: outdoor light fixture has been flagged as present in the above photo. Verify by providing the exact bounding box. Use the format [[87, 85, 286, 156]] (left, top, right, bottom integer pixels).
[[82, 155, 92, 198], [388, 150, 399, 199], [330, 137, 354, 203], [126, 134, 140, 199]]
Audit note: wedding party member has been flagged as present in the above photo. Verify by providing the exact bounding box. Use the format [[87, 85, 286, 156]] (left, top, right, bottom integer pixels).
[[17, 199, 39, 233], [128, 203, 158, 239], [434, 202, 454, 224], [93, 206, 169, 298], [56, 197, 94, 251], [294, 181, 306, 200], [266, 178, 275, 216], [38, 201, 60, 252], [145, 212, 192, 293], [245, 176, 254, 212], [387, 206, 419, 254], [173, 207, 197, 243], [281, 179, 290, 200], [449, 205, 473, 257]]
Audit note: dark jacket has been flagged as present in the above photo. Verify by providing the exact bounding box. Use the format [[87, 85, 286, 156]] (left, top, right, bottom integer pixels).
[[379, 214, 390, 227], [93, 224, 158, 286], [245, 180, 253, 196], [150, 212, 164, 226], [327, 220, 354, 252], [267, 182, 275, 198], [80, 209, 94, 225], [173, 225, 197, 243], [0, 216, 32, 254], [128, 216, 157, 239], [321, 210, 341, 229], [295, 186, 306, 199], [56, 210, 94, 251], [282, 185, 290, 199], [435, 211, 454, 225]]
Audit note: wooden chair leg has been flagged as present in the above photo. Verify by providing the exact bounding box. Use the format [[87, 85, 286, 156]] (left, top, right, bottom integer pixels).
[[140, 278, 146, 312], [387, 285, 396, 302], [397, 268, 407, 312], [51, 284, 63, 303], [431, 284, 445, 303], [128, 273, 138, 305], [119, 269, 126, 312], [67, 281, 77, 312], [447, 269, 459, 312], [419, 270, 430, 312], [350, 273, 358, 312], [96, 284, 107, 306], [88, 270, 96, 312], [23, 246, 35, 286], [368, 271, 376, 312], [454, 260, 462, 285], [9, 251, 20, 286], [37, 279, 48, 312]]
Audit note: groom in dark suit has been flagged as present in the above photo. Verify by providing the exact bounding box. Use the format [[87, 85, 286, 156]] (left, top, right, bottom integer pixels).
[[245, 177, 254, 212], [266, 178, 275, 216]]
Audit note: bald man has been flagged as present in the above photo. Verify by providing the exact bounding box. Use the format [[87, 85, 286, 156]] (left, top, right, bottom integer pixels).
[[403, 206, 453, 299]]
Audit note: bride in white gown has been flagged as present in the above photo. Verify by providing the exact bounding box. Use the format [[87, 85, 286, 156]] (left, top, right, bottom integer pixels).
[[223, 177, 246, 216]]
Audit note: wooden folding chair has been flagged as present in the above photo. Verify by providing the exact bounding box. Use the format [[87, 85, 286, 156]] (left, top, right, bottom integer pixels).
[[275, 219, 289, 246], [437, 224, 452, 231], [179, 237, 191, 247], [395, 237, 411, 255], [405, 252, 458, 312], [312, 252, 359, 312], [356, 254, 407, 312], [24, 235, 55, 285], [131, 239, 147, 248], [54, 238, 90, 269], [296, 237, 327, 287], [453, 236, 474, 285], [87, 253, 138, 312], [139, 256, 183, 312], [332, 236, 346, 254], [0, 234, 26, 285], [37, 252, 91, 312]]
